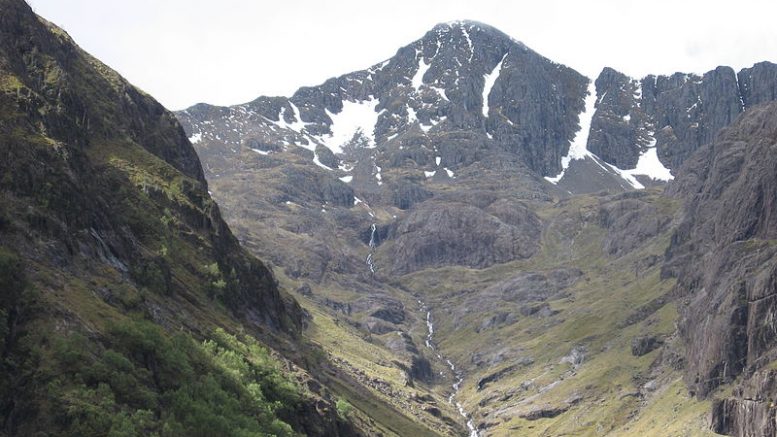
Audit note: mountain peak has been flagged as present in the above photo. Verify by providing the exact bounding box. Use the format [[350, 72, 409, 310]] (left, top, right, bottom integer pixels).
[[422, 20, 528, 57]]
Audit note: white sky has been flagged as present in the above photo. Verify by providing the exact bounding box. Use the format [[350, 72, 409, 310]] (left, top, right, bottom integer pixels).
[[26, 0, 777, 111]]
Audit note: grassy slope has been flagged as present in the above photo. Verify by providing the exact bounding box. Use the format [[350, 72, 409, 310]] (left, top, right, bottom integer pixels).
[[393, 191, 722, 436]]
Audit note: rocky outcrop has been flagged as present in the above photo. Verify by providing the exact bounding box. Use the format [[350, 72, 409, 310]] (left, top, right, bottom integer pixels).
[[598, 191, 674, 256], [711, 369, 777, 436], [665, 101, 777, 435], [389, 200, 541, 274], [738, 61, 777, 108], [631, 335, 663, 357], [489, 268, 582, 304]]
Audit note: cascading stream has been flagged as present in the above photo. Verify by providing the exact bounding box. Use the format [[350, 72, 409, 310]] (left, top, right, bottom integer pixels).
[[366, 223, 377, 274], [418, 299, 479, 437]]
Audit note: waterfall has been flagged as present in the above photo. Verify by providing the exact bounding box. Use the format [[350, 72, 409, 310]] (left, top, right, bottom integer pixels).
[[365, 223, 378, 275], [366, 223, 377, 274], [418, 300, 479, 437], [369, 223, 377, 248]]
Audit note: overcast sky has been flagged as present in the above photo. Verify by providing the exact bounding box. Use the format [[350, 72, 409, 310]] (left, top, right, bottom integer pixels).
[[26, 0, 777, 111]]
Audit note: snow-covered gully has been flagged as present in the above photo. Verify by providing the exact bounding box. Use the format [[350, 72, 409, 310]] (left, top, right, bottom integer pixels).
[[418, 300, 479, 437]]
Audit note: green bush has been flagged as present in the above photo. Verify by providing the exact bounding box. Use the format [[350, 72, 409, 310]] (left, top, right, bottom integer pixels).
[[42, 319, 300, 436], [336, 398, 353, 418]]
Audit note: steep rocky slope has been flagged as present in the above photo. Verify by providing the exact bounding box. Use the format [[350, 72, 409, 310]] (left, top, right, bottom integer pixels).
[[664, 101, 777, 436], [0, 1, 410, 435]]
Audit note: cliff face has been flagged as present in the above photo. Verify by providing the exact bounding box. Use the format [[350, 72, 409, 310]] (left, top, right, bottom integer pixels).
[[589, 63, 777, 174], [665, 101, 777, 436]]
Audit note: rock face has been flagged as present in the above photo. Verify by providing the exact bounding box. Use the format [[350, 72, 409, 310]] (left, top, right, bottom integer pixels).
[[665, 101, 777, 435], [389, 199, 541, 274], [711, 369, 777, 436], [598, 191, 673, 257], [589, 63, 777, 173], [631, 336, 663, 357]]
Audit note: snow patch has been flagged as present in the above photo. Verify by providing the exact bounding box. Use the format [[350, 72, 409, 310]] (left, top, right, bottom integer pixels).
[[271, 103, 311, 134], [429, 85, 449, 101], [319, 97, 380, 154], [610, 139, 673, 188], [444, 167, 455, 178], [407, 105, 418, 125], [251, 148, 270, 155], [482, 53, 508, 117], [188, 132, 202, 144], [412, 52, 431, 92], [460, 22, 474, 63], [339, 175, 353, 183], [545, 81, 598, 184], [312, 154, 333, 171], [424, 170, 436, 178]]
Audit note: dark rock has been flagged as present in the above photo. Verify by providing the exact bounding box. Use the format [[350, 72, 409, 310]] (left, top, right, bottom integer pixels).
[[390, 180, 432, 210], [598, 194, 672, 256], [315, 144, 339, 169], [365, 318, 396, 335], [519, 405, 569, 420], [296, 283, 313, 296], [630, 335, 663, 356], [424, 406, 442, 418], [320, 298, 352, 316], [410, 356, 434, 384], [477, 364, 518, 391], [737, 61, 777, 108], [370, 306, 406, 324], [711, 369, 777, 437], [281, 166, 354, 207], [493, 268, 582, 304]]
